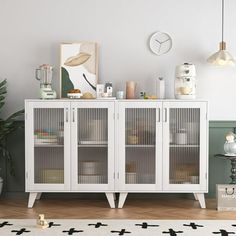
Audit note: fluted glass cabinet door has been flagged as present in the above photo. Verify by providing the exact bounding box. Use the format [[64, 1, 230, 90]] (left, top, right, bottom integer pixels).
[[118, 101, 162, 191], [71, 101, 115, 191], [163, 102, 208, 191], [25, 101, 70, 191]]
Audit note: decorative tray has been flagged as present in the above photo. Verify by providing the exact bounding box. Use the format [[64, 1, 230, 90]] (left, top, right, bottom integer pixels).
[[67, 93, 83, 99]]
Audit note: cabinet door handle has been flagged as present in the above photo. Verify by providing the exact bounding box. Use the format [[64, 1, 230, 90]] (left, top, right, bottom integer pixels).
[[65, 108, 69, 122], [164, 108, 168, 122], [158, 108, 161, 122], [72, 108, 75, 122]]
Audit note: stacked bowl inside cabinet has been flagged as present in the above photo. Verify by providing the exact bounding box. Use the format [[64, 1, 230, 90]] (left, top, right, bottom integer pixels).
[[79, 161, 105, 184]]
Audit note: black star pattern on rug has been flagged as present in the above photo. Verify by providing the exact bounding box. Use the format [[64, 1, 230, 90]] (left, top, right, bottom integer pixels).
[[183, 222, 204, 229], [11, 228, 30, 235], [111, 229, 131, 235], [213, 230, 235, 236], [62, 228, 83, 235], [0, 221, 13, 228], [48, 222, 61, 228], [135, 222, 159, 229], [163, 228, 184, 236], [88, 222, 108, 228]]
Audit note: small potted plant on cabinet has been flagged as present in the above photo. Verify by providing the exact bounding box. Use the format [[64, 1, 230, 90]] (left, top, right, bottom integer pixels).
[[0, 79, 24, 195]]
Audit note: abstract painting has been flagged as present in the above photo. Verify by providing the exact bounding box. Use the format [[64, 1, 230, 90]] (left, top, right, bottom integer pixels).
[[60, 42, 98, 98]]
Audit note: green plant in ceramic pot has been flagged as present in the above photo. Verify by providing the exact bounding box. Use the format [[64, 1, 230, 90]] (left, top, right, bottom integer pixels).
[[0, 79, 24, 194]]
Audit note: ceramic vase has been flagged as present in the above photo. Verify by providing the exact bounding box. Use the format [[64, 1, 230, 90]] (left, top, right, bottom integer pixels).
[[126, 81, 136, 99]]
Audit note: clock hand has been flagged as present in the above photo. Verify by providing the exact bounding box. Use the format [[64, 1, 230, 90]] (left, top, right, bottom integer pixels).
[[160, 38, 170, 44], [155, 39, 161, 44]]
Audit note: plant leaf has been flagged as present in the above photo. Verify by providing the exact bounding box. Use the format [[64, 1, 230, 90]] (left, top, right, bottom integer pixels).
[[0, 102, 5, 110], [0, 144, 15, 176], [0, 79, 7, 89], [0, 95, 5, 101], [0, 87, 7, 96], [6, 109, 24, 121], [0, 79, 23, 176]]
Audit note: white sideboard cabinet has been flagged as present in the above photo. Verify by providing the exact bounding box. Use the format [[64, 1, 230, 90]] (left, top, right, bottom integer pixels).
[[25, 100, 115, 208], [25, 99, 208, 208], [117, 100, 208, 208]]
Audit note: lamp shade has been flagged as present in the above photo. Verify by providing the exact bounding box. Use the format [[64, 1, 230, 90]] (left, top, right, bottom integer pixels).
[[207, 49, 236, 66], [207, 0, 235, 66]]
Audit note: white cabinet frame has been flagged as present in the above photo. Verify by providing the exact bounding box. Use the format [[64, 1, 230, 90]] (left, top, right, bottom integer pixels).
[[25, 101, 71, 192], [25, 100, 115, 208], [117, 101, 163, 191], [25, 99, 208, 209], [162, 101, 208, 192], [116, 100, 208, 209], [71, 101, 115, 191]]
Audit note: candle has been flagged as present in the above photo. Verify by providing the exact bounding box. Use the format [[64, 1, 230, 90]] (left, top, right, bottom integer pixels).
[[126, 81, 136, 99]]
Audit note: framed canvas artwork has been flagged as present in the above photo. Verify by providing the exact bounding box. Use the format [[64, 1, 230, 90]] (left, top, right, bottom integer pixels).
[[60, 42, 98, 98]]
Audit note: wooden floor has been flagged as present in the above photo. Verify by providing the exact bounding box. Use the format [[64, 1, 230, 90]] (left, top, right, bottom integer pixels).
[[1, 196, 236, 219]]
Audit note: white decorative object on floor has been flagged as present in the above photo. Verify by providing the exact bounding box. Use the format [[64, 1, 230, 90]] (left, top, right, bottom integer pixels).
[[25, 99, 208, 209], [0, 219, 236, 236], [36, 214, 48, 229], [217, 184, 236, 211]]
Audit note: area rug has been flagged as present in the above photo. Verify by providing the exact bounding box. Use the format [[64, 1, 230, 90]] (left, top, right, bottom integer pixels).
[[1, 219, 236, 235]]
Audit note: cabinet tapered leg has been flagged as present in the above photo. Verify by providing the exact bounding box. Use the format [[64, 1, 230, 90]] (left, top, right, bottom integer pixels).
[[118, 193, 128, 208], [36, 193, 42, 200], [193, 193, 198, 201], [28, 192, 39, 208], [105, 193, 115, 208], [196, 193, 206, 208]]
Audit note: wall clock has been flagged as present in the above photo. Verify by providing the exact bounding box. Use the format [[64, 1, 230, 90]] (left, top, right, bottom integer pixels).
[[149, 31, 172, 55]]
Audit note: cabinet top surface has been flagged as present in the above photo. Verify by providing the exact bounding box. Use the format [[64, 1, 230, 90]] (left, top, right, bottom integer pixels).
[[25, 99, 208, 102]]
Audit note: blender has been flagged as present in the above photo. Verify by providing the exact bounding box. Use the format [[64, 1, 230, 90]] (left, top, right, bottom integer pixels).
[[35, 64, 57, 99]]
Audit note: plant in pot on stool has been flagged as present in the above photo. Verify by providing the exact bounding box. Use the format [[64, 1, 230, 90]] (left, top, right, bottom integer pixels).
[[0, 79, 24, 195]]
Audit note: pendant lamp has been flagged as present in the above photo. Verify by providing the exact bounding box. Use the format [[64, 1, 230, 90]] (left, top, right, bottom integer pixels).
[[207, 0, 235, 66]]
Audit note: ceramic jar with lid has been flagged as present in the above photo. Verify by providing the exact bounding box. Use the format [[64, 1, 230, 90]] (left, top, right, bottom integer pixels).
[[224, 142, 236, 155], [224, 132, 236, 155], [175, 128, 187, 145]]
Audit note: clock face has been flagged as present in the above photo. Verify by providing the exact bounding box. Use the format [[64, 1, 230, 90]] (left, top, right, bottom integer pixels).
[[149, 32, 172, 55]]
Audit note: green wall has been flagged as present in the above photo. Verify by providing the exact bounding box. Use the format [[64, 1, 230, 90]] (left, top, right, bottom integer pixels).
[[208, 121, 236, 198], [1, 120, 236, 198]]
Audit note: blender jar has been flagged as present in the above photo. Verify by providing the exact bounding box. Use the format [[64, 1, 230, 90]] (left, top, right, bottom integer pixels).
[[36, 64, 53, 86]]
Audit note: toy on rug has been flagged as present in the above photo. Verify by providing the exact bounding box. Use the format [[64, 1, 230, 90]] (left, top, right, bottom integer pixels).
[[36, 214, 49, 229]]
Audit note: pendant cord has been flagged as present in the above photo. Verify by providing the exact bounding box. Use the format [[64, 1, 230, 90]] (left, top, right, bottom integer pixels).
[[222, 0, 224, 42]]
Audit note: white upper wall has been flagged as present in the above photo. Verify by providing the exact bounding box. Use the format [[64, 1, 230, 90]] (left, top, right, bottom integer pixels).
[[0, 0, 235, 120]]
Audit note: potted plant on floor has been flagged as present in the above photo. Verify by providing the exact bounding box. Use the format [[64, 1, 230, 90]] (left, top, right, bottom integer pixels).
[[0, 174, 3, 195], [0, 79, 24, 195]]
